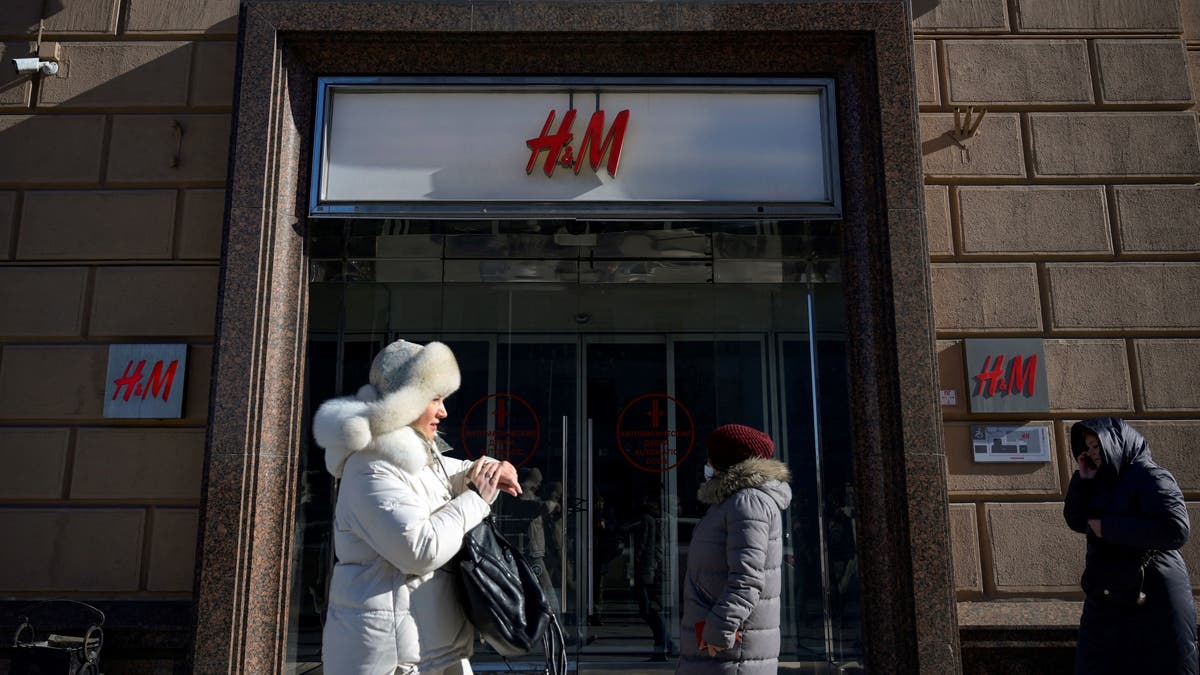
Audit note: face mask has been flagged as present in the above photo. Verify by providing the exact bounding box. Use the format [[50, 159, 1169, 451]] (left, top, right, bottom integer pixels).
[[703, 464, 716, 481]]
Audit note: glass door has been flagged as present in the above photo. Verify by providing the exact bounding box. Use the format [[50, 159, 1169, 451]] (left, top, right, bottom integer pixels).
[[578, 338, 673, 662], [442, 335, 578, 665], [444, 333, 775, 668], [574, 335, 770, 665]]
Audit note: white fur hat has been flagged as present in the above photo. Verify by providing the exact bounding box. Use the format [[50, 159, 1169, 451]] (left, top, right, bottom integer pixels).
[[369, 339, 459, 398], [360, 339, 461, 436], [312, 339, 460, 478]]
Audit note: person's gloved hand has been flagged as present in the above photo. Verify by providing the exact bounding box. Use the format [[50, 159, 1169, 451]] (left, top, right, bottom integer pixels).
[[701, 631, 741, 657]]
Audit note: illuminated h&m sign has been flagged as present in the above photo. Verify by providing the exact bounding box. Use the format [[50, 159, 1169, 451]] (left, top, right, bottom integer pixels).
[[310, 78, 841, 218], [526, 108, 629, 178]]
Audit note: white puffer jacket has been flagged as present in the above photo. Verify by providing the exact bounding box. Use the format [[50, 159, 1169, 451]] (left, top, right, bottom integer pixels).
[[315, 394, 492, 675]]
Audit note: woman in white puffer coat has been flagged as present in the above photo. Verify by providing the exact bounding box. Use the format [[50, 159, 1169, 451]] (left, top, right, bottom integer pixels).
[[312, 339, 521, 675]]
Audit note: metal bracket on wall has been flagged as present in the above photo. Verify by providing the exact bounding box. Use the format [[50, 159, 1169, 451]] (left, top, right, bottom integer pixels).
[[951, 106, 987, 163], [952, 106, 986, 141]]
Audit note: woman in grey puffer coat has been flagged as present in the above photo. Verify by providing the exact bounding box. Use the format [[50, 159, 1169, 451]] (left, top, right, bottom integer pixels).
[[678, 424, 792, 675]]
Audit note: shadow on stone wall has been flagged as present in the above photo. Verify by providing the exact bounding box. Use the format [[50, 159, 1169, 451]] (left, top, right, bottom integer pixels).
[[0, 3, 238, 674]]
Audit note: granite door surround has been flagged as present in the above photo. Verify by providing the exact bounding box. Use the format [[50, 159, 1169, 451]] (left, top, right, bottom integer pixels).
[[192, 1, 958, 673]]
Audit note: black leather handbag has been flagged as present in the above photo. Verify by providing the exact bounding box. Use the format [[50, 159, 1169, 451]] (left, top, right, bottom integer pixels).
[[452, 516, 566, 674], [10, 601, 104, 675], [1083, 550, 1157, 608], [435, 457, 566, 674]]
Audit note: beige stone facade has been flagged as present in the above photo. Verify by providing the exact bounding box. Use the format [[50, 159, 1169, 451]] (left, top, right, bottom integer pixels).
[[919, 0, 1200, 631], [0, 0, 1197, 671], [0, 0, 232, 602]]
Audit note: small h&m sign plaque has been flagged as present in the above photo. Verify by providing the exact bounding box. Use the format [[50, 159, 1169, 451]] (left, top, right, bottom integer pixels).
[[963, 338, 1049, 414], [103, 344, 187, 419]]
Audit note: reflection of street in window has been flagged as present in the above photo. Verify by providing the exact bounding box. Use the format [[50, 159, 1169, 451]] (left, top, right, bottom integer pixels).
[[502, 468, 561, 611], [631, 498, 672, 661]]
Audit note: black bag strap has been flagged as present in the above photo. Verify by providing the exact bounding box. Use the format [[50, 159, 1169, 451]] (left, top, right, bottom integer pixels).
[[543, 611, 567, 675], [1127, 549, 1160, 607]]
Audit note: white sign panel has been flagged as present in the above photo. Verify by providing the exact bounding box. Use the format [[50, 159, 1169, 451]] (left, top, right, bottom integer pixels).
[[312, 79, 839, 216], [103, 344, 187, 419], [970, 424, 1052, 463]]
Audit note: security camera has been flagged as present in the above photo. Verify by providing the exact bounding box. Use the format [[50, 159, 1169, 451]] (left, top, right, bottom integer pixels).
[[12, 58, 59, 76]]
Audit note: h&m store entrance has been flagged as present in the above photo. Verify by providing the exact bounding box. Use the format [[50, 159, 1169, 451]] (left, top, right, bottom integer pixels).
[[292, 219, 862, 671], [289, 81, 862, 672]]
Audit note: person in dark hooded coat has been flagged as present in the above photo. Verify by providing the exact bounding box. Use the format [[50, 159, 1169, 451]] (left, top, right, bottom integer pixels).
[[678, 424, 792, 675], [1063, 417, 1198, 675]]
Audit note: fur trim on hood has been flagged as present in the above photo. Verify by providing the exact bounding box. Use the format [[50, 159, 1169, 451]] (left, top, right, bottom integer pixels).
[[313, 389, 446, 479], [697, 457, 792, 507], [312, 340, 461, 478]]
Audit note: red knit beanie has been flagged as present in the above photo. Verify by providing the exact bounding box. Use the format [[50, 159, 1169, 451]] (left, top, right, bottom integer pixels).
[[706, 424, 775, 470]]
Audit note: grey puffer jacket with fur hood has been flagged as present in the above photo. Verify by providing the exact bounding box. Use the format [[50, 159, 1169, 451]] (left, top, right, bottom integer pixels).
[[678, 458, 792, 675]]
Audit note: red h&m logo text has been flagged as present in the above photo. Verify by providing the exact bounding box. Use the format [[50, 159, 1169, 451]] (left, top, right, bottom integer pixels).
[[111, 359, 180, 403], [526, 108, 630, 178], [974, 354, 1038, 398]]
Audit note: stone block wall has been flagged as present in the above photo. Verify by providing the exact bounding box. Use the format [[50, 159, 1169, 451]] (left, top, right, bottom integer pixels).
[[0, 0, 235, 608], [1, 0, 1198, 669], [919, 0, 1200, 628]]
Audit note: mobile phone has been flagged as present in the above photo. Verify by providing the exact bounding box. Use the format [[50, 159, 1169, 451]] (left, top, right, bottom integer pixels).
[[1079, 455, 1097, 470]]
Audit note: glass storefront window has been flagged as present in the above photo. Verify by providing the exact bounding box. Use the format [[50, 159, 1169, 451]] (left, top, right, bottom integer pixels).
[[289, 219, 862, 672]]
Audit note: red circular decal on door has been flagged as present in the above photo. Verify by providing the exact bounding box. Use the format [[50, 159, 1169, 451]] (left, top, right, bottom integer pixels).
[[616, 393, 695, 473], [460, 393, 541, 467]]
